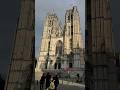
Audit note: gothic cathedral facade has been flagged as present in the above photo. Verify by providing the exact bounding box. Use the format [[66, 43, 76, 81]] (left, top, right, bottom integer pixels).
[[36, 6, 84, 79]]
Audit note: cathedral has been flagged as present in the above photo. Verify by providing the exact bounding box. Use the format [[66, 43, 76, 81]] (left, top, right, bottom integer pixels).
[[35, 6, 84, 79]]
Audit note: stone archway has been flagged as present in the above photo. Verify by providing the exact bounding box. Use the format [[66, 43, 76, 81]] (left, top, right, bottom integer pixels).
[[55, 40, 63, 56], [54, 40, 63, 69]]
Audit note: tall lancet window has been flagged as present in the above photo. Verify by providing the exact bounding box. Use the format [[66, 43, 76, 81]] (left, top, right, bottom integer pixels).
[[55, 40, 63, 57]]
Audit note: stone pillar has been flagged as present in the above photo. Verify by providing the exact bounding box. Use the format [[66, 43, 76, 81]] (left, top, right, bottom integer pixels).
[[86, 0, 118, 90], [4, 0, 35, 90]]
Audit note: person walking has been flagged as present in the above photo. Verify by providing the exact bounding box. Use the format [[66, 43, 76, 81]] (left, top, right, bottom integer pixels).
[[76, 73, 80, 83], [40, 73, 46, 90], [45, 72, 51, 90], [53, 75, 59, 90], [49, 78, 55, 90]]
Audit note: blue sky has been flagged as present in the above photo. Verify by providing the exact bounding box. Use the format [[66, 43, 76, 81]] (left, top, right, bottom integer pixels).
[[35, 0, 85, 59]]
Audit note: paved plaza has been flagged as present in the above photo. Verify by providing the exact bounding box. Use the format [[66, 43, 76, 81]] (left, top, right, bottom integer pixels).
[[34, 80, 85, 90]]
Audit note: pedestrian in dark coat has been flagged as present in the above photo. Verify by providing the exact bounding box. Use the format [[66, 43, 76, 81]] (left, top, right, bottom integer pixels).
[[53, 75, 59, 90], [45, 72, 51, 90], [76, 73, 80, 83], [40, 73, 46, 90]]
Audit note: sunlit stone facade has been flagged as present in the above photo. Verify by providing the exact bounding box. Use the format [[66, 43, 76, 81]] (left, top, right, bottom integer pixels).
[[35, 6, 84, 80]]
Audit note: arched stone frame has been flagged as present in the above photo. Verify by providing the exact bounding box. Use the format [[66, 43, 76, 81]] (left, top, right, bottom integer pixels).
[[55, 40, 63, 56], [54, 40, 63, 69]]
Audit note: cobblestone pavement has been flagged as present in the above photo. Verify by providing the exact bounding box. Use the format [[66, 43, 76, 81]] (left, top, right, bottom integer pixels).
[[58, 84, 85, 90]]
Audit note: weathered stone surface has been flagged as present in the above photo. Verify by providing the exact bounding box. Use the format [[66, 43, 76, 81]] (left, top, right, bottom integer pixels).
[[4, 0, 35, 90], [86, 0, 118, 90]]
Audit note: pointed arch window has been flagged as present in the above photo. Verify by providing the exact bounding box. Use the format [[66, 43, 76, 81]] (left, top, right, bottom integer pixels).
[[55, 40, 63, 56]]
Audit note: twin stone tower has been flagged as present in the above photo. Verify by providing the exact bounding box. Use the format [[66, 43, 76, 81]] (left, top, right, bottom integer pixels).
[[35, 6, 85, 80]]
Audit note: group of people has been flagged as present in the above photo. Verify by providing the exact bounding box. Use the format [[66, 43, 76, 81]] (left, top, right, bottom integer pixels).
[[39, 72, 59, 90]]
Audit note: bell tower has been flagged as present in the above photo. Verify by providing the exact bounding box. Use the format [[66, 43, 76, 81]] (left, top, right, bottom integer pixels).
[[64, 6, 84, 69]]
